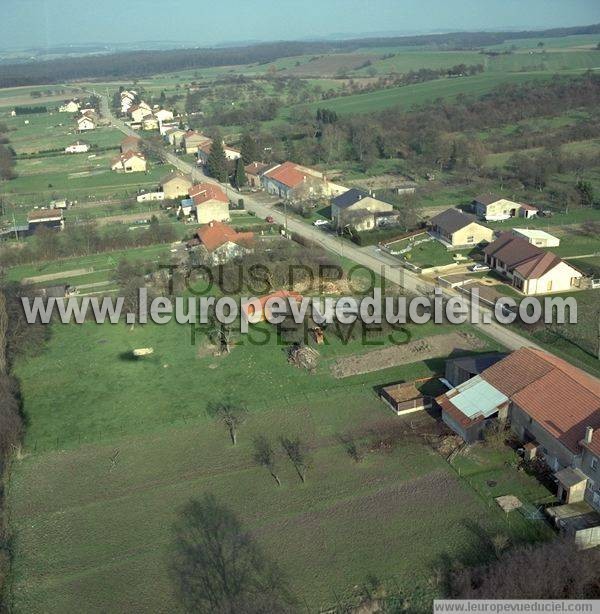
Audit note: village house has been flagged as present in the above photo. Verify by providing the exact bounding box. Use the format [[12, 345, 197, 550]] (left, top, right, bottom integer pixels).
[[165, 128, 186, 148], [483, 233, 582, 295], [129, 105, 153, 123], [119, 90, 137, 113], [437, 348, 600, 510], [262, 161, 328, 200], [197, 140, 242, 166], [244, 162, 272, 189], [59, 100, 80, 113], [194, 221, 254, 265], [160, 172, 193, 200], [76, 115, 96, 132], [472, 193, 538, 221], [428, 208, 494, 248], [189, 183, 230, 224], [120, 135, 141, 154], [64, 141, 90, 154], [111, 151, 147, 173], [141, 115, 159, 131], [154, 109, 174, 123], [330, 188, 393, 231], [183, 130, 211, 155], [512, 228, 560, 248], [27, 209, 65, 232]]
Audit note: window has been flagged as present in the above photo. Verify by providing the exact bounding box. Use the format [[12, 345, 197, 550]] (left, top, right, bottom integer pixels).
[[466, 236, 474, 243], [592, 457, 599, 472]]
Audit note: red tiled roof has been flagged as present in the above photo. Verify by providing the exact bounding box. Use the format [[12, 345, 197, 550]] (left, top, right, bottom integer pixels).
[[241, 290, 303, 319], [263, 161, 322, 189], [196, 221, 254, 252], [520, 203, 538, 211], [188, 183, 228, 206], [482, 348, 600, 453]]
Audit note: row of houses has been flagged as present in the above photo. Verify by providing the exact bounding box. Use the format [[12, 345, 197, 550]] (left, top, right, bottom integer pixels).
[[123, 96, 175, 132], [427, 207, 581, 295], [436, 347, 600, 543]]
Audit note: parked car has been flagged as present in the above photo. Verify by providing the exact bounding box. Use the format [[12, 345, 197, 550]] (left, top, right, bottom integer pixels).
[[540, 210, 554, 217], [470, 263, 490, 272], [313, 219, 329, 227], [265, 216, 274, 223]]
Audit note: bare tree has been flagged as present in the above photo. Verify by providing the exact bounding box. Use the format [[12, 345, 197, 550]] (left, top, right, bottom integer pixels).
[[280, 436, 309, 483], [0, 291, 7, 374], [253, 435, 281, 486], [449, 537, 600, 599], [172, 494, 296, 613], [207, 398, 247, 446]]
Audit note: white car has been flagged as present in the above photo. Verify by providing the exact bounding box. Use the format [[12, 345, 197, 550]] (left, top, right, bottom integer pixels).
[[313, 219, 329, 227], [470, 263, 490, 273]]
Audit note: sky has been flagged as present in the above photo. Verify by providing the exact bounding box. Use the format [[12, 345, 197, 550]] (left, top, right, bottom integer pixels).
[[2, 0, 600, 49]]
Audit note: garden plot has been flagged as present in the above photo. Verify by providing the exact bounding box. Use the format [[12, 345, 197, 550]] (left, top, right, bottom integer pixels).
[[331, 331, 486, 378]]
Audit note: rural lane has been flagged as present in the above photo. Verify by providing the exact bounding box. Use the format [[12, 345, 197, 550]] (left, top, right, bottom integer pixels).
[[96, 91, 545, 353]]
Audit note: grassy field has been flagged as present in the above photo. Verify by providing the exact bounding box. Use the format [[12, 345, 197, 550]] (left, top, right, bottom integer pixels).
[[7, 313, 555, 613], [284, 71, 558, 117]]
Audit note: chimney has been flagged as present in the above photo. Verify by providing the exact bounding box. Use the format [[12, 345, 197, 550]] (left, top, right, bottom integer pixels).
[[584, 426, 594, 445], [209, 221, 214, 228]]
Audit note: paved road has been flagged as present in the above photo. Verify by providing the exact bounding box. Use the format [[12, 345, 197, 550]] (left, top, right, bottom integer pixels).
[[96, 92, 542, 352]]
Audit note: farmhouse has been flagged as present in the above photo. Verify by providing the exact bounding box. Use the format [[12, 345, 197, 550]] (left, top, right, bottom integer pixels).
[[262, 161, 329, 200], [439, 348, 600, 540], [59, 100, 80, 113], [245, 162, 272, 188], [27, 209, 64, 232], [183, 130, 211, 155], [111, 151, 147, 173], [472, 193, 538, 221], [428, 208, 494, 248], [64, 141, 90, 154], [512, 228, 560, 248], [330, 188, 393, 231], [160, 172, 193, 200], [483, 233, 582, 295], [195, 221, 254, 265], [120, 135, 141, 154], [189, 183, 230, 224], [76, 115, 95, 131]]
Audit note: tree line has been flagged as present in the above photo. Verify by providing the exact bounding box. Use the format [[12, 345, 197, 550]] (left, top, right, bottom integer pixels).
[[1, 23, 599, 87]]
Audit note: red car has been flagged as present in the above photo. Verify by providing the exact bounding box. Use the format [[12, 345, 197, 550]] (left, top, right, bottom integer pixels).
[[265, 216, 275, 223]]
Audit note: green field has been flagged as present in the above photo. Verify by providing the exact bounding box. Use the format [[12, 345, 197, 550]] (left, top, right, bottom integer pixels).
[[285, 71, 558, 117], [7, 312, 554, 613]]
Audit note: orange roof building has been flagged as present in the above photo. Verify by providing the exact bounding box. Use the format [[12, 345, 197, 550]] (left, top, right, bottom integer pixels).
[[196, 221, 254, 253], [188, 183, 230, 224]]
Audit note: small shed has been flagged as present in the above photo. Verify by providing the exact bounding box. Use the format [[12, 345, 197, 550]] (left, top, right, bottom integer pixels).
[[555, 467, 588, 504], [546, 501, 600, 550], [379, 382, 431, 416]]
